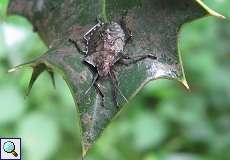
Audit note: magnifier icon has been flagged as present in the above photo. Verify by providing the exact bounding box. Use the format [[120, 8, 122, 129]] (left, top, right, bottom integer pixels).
[[3, 141, 18, 157]]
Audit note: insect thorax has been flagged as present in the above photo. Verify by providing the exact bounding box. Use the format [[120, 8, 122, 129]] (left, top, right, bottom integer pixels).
[[86, 22, 126, 54], [84, 21, 126, 77]]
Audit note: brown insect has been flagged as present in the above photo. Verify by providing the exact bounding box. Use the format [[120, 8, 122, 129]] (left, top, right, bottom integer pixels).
[[69, 18, 157, 107]]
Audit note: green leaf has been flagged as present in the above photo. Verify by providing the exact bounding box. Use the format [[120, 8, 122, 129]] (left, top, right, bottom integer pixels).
[[17, 112, 60, 160], [7, 0, 224, 157], [0, 0, 8, 20], [133, 112, 168, 150], [0, 86, 26, 125]]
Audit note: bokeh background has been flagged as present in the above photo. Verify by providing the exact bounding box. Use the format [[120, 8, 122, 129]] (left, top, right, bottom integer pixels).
[[0, 0, 230, 160]]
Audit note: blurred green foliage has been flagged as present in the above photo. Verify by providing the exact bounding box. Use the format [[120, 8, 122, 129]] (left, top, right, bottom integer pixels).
[[0, 0, 230, 160]]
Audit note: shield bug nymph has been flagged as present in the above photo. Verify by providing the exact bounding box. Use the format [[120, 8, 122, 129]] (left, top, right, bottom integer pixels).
[[69, 18, 157, 107]]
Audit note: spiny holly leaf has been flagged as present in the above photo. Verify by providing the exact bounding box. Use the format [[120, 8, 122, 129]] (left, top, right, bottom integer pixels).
[[8, 0, 224, 157]]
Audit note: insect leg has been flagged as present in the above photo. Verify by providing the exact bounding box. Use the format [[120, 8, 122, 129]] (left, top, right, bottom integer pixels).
[[84, 73, 99, 96], [111, 53, 122, 65], [94, 82, 105, 108], [96, 16, 104, 25], [83, 15, 104, 42], [83, 22, 101, 42], [119, 54, 157, 65], [82, 22, 102, 53], [78, 73, 105, 107], [109, 70, 119, 107], [109, 69, 128, 107], [120, 15, 132, 44], [68, 38, 87, 54]]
